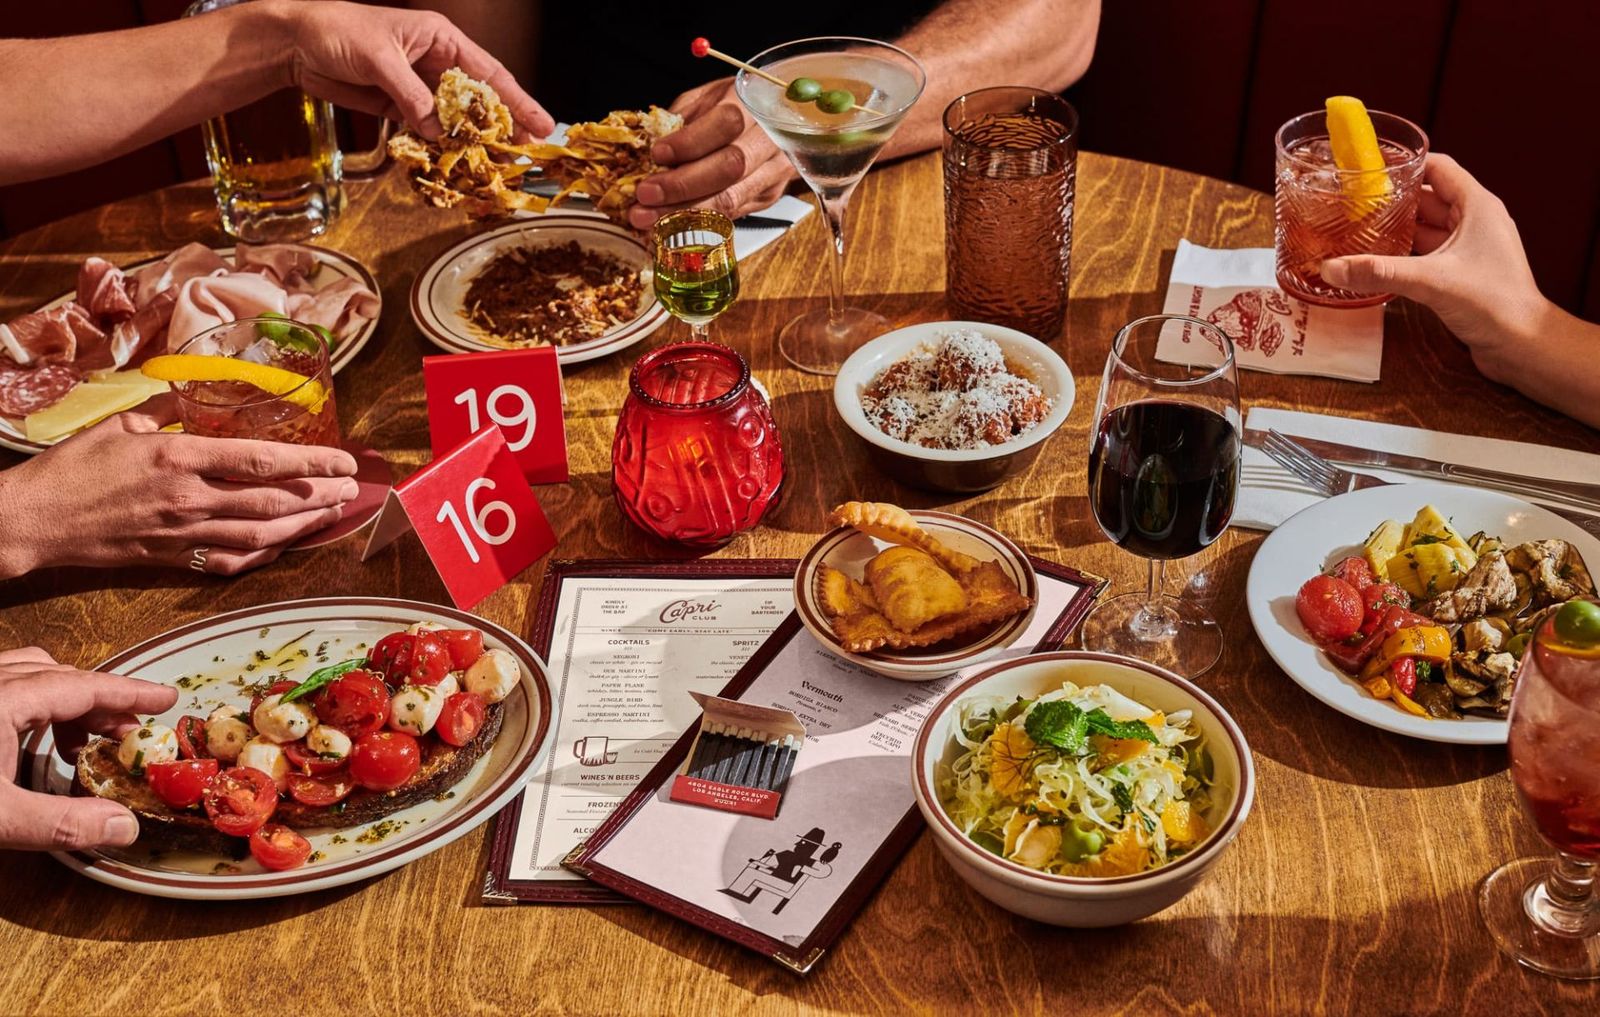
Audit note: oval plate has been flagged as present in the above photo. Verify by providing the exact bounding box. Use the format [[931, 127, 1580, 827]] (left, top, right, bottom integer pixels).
[[20, 597, 556, 900], [0, 244, 381, 456], [1245, 481, 1600, 745], [410, 213, 668, 365], [794, 511, 1039, 681]]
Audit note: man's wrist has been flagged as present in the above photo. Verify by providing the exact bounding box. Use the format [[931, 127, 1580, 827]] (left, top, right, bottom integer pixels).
[[237, 0, 301, 92]]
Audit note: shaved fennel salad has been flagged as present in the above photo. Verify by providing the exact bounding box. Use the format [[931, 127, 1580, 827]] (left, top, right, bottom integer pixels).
[[937, 681, 1218, 877]]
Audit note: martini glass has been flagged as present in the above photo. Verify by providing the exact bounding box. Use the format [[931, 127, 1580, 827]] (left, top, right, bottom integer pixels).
[[735, 37, 925, 375]]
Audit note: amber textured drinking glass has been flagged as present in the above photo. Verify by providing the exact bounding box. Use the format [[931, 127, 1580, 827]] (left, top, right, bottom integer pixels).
[[942, 88, 1078, 342]]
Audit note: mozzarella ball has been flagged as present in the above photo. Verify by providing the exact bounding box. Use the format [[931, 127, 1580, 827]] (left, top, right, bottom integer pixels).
[[434, 673, 460, 698], [464, 648, 519, 704], [205, 708, 253, 763], [118, 724, 178, 773], [237, 736, 290, 791], [252, 693, 316, 744], [304, 724, 352, 762], [407, 621, 447, 635], [389, 685, 445, 737]]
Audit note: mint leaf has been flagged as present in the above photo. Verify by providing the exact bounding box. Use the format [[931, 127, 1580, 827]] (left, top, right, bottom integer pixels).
[[1024, 700, 1091, 753], [1110, 784, 1134, 813], [1083, 709, 1160, 744], [279, 658, 364, 705]]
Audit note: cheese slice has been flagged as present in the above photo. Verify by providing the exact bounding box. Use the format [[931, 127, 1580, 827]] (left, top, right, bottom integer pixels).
[[89, 368, 174, 388], [24, 376, 168, 442]]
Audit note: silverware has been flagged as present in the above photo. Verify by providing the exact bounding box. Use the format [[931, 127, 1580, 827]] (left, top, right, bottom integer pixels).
[[734, 214, 797, 230], [1243, 427, 1600, 512], [1258, 429, 1600, 541]]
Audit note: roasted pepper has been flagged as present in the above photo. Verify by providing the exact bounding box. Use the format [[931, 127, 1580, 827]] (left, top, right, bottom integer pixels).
[[1360, 625, 1452, 679], [1390, 685, 1429, 717]]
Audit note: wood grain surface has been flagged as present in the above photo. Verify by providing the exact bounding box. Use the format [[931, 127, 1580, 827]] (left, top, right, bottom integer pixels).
[[2, 152, 1598, 1016]]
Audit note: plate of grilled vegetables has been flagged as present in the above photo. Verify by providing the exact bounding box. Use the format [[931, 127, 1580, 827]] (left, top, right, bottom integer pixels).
[[1245, 482, 1598, 744], [19, 597, 555, 899]]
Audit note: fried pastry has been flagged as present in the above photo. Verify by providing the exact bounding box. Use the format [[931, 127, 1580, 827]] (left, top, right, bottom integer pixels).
[[814, 502, 1033, 654]]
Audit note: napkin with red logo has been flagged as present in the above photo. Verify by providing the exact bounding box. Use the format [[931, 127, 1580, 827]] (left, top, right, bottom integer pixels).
[[1157, 240, 1385, 382]]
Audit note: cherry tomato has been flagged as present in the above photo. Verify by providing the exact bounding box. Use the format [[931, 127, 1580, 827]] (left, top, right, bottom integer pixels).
[[174, 715, 210, 760], [1295, 575, 1364, 642], [1327, 605, 1435, 673], [436, 692, 487, 747], [1361, 582, 1412, 627], [437, 629, 485, 671], [349, 731, 421, 792], [283, 738, 347, 776], [249, 823, 312, 871], [1328, 556, 1375, 590], [147, 758, 219, 809], [367, 633, 415, 686], [286, 772, 355, 808], [1389, 657, 1419, 697], [407, 633, 452, 687], [202, 766, 279, 837], [314, 670, 391, 737], [250, 678, 298, 715]]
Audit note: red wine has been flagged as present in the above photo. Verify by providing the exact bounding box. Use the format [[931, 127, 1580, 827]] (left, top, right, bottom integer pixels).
[[1089, 400, 1240, 559]]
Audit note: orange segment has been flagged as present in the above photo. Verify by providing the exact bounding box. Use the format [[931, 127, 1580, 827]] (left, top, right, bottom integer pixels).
[[1325, 95, 1393, 214], [141, 355, 329, 413]]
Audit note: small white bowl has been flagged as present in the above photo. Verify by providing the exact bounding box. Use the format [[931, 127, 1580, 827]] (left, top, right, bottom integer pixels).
[[794, 511, 1039, 681], [912, 652, 1255, 926], [833, 321, 1074, 492]]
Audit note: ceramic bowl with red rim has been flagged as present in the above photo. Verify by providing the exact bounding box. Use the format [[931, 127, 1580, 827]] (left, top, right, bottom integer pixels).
[[18, 597, 556, 900], [793, 511, 1040, 681], [911, 651, 1255, 926], [410, 213, 669, 365]]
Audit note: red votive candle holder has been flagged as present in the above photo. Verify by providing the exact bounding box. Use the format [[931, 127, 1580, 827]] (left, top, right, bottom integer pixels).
[[612, 341, 784, 546]]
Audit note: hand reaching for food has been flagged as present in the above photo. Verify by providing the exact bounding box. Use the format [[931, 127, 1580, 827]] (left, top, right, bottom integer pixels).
[[629, 77, 797, 230], [0, 395, 357, 579], [0, 648, 177, 853]]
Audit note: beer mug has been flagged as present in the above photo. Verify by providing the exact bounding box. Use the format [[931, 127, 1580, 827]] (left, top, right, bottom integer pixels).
[[573, 736, 618, 767], [184, 0, 392, 242]]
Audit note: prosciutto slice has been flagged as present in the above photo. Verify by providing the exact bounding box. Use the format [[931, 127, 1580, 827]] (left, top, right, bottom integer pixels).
[[125, 242, 231, 306], [0, 302, 107, 367], [286, 276, 381, 339], [78, 258, 137, 322], [166, 272, 292, 352], [234, 244, 319, 288]]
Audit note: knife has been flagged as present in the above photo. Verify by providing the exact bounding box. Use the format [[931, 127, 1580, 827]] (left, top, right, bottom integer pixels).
[[1242, 428, 1600, 511]]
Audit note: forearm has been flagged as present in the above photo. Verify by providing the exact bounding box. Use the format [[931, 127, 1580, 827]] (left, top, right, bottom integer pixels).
[[0, 467, 43, 580], [1477, 301, 1600, 430], [884, 0, 1099, 160], [0, 1, 298, 186]]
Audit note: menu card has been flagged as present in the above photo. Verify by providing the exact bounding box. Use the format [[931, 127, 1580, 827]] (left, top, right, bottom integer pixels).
[[485, 559, 798, 903], [563, 564, 1104, 973]]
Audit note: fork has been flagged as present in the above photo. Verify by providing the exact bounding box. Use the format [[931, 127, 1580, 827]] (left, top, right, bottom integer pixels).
[[1258, 428, 1600, 541]]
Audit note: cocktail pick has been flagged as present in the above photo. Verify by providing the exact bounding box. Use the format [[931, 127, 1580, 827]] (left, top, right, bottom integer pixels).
[[690, 37, 887, 117]]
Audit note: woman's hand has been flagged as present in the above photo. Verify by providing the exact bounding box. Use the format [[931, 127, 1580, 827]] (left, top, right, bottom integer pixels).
[[629, 77, 795, 230], [0, 395, 358, 579], [0, 647, 177, 853], [273, 0, 555, 140], [1319, 154, 1553, 374]]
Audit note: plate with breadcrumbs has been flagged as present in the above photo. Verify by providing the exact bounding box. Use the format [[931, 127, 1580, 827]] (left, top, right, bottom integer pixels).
[[410, 213, 669, 364]]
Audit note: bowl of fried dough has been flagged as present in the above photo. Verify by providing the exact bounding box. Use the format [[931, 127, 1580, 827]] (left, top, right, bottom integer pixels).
[[794, 502, 1039, 681]]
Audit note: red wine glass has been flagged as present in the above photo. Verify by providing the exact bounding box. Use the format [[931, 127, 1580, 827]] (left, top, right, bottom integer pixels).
[[1082, 314, 1240, 677]]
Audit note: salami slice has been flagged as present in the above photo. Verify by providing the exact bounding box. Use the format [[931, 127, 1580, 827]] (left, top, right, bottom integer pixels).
[[0, 363, 81, 418]]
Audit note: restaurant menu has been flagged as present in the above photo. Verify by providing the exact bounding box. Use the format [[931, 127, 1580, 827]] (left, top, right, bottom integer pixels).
[[484, 559, 797, 903], [565, 564, 1102, 973]]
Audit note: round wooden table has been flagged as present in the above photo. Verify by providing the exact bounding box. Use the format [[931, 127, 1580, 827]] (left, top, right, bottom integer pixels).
[[2, 152, 1597, 1016]]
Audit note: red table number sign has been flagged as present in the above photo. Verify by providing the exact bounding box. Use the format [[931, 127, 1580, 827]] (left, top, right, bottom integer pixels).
[[361, 427, 556, 609], [422, 347, 569, 484]]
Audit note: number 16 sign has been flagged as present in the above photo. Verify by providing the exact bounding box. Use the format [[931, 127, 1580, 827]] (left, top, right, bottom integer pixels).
[[361, 427, 557, 609]]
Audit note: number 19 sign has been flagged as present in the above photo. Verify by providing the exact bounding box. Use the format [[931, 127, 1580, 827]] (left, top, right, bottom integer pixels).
[[361, 427, 556, 609], [423, 347, 568, 484]]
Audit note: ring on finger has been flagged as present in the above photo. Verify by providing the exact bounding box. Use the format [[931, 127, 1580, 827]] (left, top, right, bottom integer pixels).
[[188, 546, 210, 573]]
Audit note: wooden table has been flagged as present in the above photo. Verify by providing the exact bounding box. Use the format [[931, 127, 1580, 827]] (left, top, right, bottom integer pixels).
[[2, 152, 1596, 1016]]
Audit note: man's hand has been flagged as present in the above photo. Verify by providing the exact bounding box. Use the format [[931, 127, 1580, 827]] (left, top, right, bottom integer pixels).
[[0, 394, 358, 580], [277, 1, 555, 140], [0, 648, 177, 853], [629, 77, 795, 230]]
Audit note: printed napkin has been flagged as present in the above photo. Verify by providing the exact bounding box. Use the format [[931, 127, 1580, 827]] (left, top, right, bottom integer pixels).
[[1158, 240, 1384, 382], [1236, 407, 1600, 531]]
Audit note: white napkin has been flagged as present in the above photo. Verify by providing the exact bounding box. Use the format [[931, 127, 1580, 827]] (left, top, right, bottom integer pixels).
[[1158, 240, 1385, 382], [1236, 407, 1600, 530], [525, 123, 815, 260]]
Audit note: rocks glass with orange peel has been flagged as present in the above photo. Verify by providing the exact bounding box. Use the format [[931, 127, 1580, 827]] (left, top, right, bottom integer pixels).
[[1273, 96, 1428, 308]]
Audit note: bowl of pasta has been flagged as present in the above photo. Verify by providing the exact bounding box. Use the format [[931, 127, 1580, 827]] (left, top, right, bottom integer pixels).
[[911, 651, 1254, 926]]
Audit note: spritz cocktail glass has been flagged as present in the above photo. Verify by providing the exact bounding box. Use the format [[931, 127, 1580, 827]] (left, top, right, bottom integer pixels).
[[735, 37, 925, 375], [1479, 599, 1600, 979]]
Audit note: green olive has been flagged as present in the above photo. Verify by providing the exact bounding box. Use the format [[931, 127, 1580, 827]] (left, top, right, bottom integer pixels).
[[1058, 824, 1105, 863], [815, 89, 855, 115], [785, 76, 822, 102], [1505, 632, 1531, 659], [1554, 600, 1600, 645]]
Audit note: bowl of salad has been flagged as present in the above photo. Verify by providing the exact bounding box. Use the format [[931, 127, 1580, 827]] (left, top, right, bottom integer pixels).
[[912, 651, 1254, 926]]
